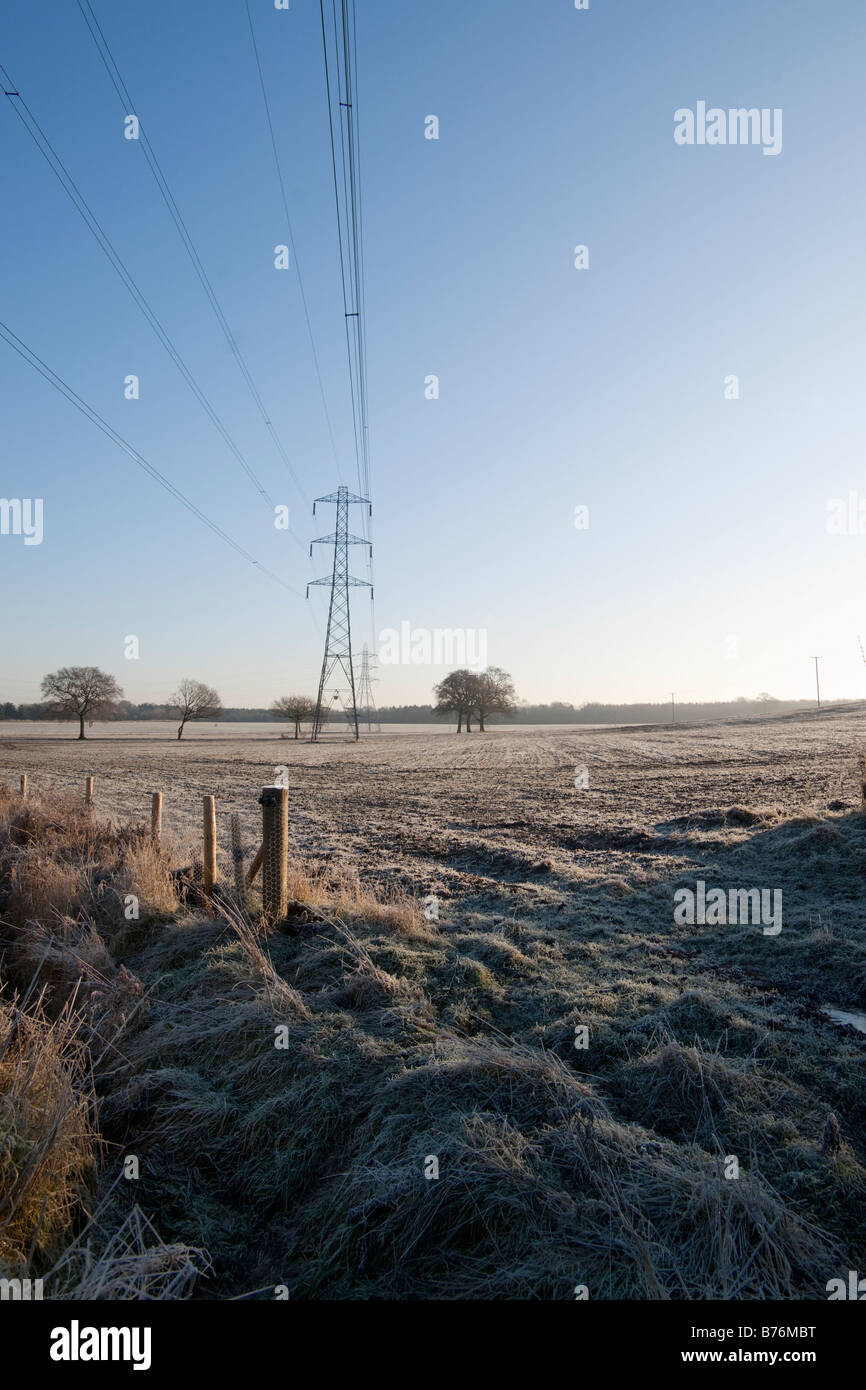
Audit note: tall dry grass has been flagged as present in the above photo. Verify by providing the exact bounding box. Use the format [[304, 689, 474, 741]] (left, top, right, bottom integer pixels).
[[0, 997, 97, 1273], [284, 859, 432, 939], [0, 790, 201, 1292]]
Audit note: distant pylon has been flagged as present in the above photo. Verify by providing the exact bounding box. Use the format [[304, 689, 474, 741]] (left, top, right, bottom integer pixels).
[[307, 485, 372, 740], [355, 643, 380, 732]]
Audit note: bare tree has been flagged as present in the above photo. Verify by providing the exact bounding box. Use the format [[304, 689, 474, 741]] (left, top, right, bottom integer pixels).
[[270, 694, 316, 739], [433, 669, 480, 732], [472, 667, 517, 732], [168, 678, 222, 741], [41, 666, 123, 740]]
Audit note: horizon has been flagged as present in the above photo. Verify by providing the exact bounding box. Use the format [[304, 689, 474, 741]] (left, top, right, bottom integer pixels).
[[1, 688, 856, 718]]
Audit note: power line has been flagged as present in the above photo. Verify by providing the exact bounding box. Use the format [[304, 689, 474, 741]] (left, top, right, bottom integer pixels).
[[76, 0, 310, 510], [72, 4, 330, 646], [240, 0, 346, 642], [343, 0, 375, 642], [341, 0, 371, 501], [0, 59, 276, 511], [1, 52, 326, 648], [319, 0, 370, 499], [338, 0, 373, 581], [319, 0, 375, 652], [319, 0, 357, 483], [243, 0, 343, 485], [0, 318, 303, 597]]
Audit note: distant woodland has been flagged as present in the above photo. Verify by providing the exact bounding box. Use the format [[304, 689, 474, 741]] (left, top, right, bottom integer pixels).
[[1, 696, 825, 725]]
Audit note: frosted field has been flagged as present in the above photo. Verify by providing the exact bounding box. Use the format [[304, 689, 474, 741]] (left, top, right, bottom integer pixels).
[[0, 711, 863, 924], [3, 707, 865, 1297]]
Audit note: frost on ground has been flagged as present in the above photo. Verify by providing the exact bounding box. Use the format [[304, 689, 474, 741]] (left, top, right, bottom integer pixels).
[[0, 709, 864, 1298]]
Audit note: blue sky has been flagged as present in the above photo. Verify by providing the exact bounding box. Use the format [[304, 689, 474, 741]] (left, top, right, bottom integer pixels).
[[2, 0, 865, 709]]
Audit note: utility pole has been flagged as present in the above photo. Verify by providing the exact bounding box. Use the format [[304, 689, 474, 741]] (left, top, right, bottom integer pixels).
[[671, 692, 676, 724], [307, 485, 372, 740], [813, 656, 822, 709], [355, 643, 380, 732]]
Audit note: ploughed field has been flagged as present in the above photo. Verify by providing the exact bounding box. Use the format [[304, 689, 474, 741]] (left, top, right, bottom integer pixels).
[[1, 709, 865, 1298]]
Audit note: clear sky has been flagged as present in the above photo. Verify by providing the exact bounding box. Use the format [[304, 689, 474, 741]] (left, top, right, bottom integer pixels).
[[1, 0, 865, 710]]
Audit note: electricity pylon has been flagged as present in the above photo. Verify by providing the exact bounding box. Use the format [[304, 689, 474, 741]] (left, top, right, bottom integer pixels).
[[307, 485, 372, 740], [355, 643, 380, 732]]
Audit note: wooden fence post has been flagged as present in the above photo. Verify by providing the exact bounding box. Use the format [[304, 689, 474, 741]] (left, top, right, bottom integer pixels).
[[203, 795, 217, 905], [246, 844, 264, 886], [259, 785, 288, 921], [151, 792, 163, 849], [19, 774, 27, 799], [85, 776, 94, 808]]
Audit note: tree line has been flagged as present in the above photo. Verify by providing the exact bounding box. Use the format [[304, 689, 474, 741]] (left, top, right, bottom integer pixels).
[[18, 669, 347, 740], [2, 667, 823, 738]]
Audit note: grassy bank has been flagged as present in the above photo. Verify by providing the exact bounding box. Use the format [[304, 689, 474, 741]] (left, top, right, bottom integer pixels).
[[0, 784, 863, 1299]]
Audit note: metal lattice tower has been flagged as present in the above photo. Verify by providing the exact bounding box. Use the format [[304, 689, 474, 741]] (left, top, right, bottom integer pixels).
[[355, 643, 380, 732], [307, 485, 372, 740]]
